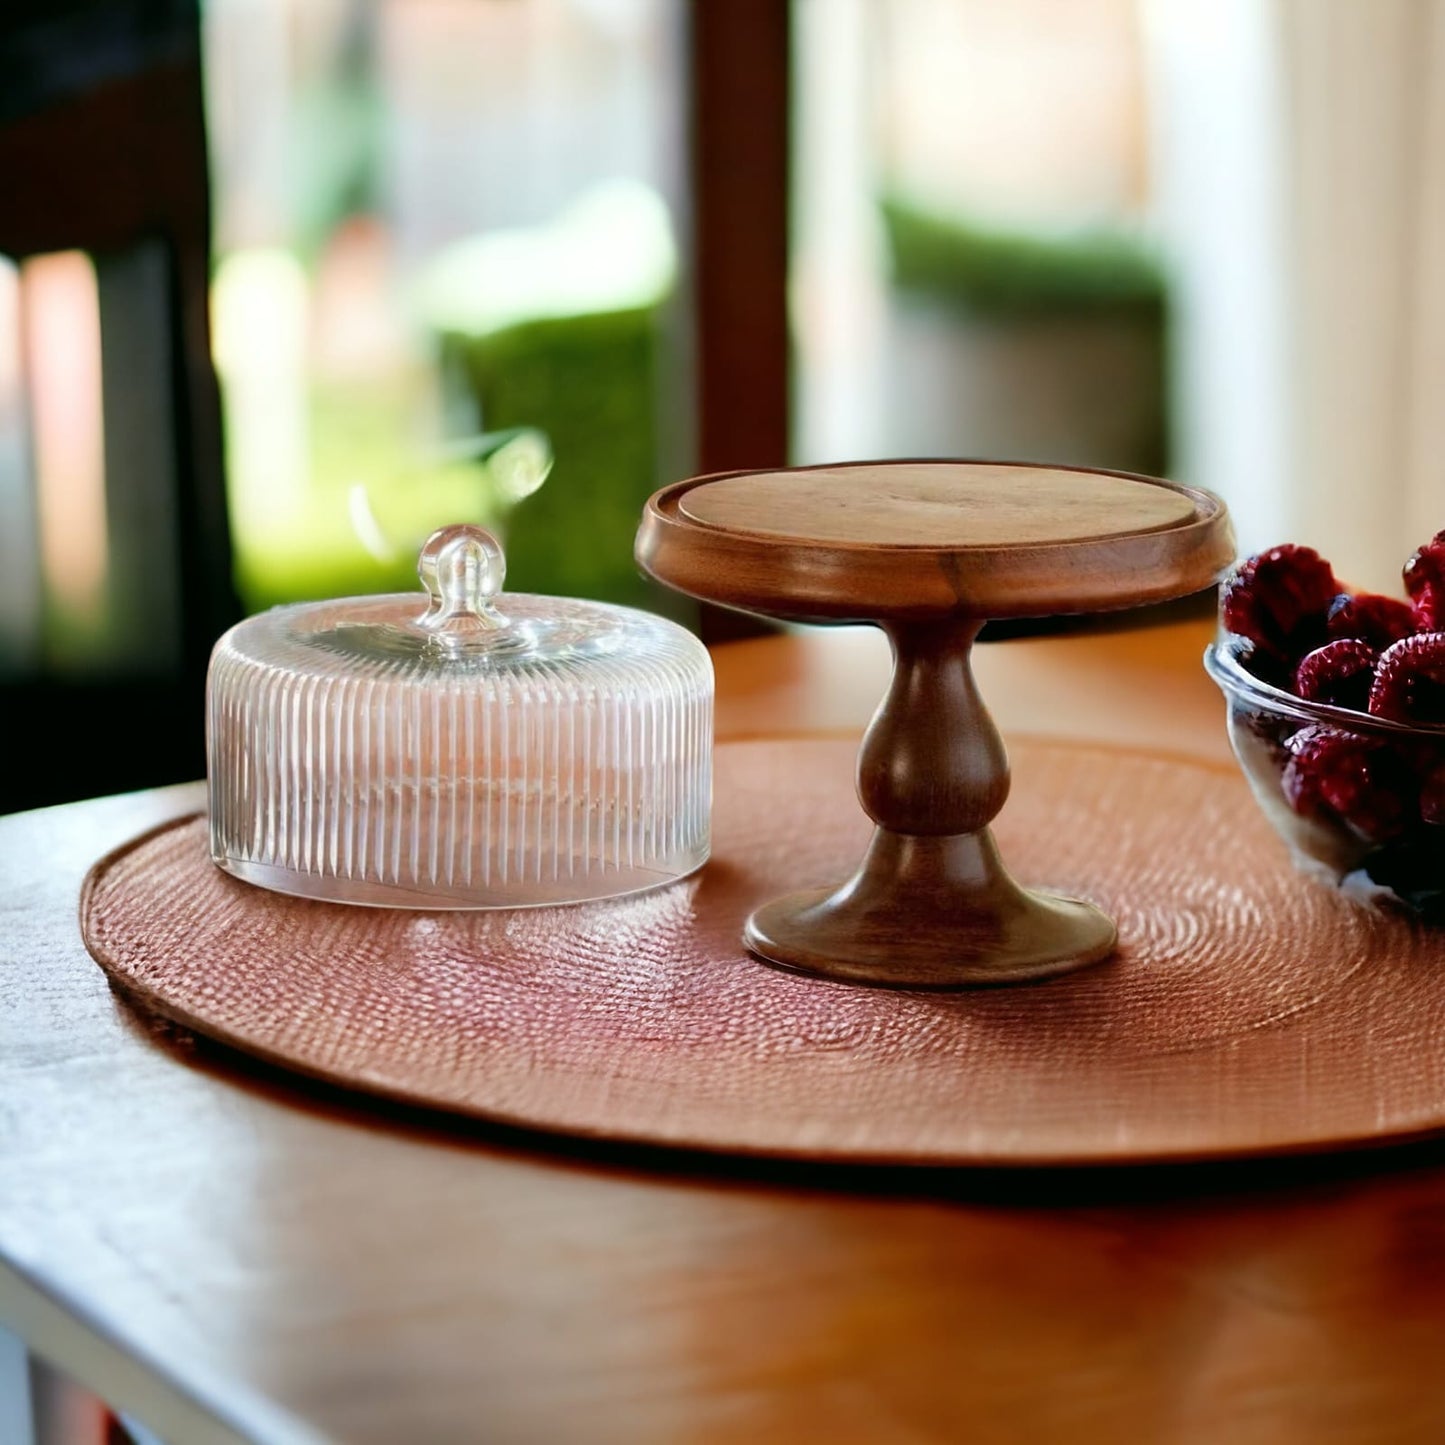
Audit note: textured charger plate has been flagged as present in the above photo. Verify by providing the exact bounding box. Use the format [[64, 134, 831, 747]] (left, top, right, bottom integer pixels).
[[81, 738, 1445, 1166]]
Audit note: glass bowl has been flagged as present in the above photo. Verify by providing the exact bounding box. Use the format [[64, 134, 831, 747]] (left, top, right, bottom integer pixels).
[[1205, 638, 1445, 915]]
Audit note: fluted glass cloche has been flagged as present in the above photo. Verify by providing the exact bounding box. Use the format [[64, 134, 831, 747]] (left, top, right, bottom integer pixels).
[[207, 525, 712, 907]]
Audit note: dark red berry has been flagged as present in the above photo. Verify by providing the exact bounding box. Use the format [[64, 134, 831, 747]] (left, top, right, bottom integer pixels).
[[1325, 592, 1415, 651], [1404, 534, 1445, 629], [1414, 586, 1445, 633], [1420, 761, 1445, 826], [1233, 638, 1294, 690], [1369, 633, 1445, 723], [1282, 725, 1412, 842], [1294, 639, 1378, 711], [1404, 532, 1445, 595], [1221, 545, 1338, 665]]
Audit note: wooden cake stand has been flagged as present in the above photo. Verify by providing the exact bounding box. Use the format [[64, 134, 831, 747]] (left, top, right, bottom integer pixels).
[[636, 460, 1234, 988]]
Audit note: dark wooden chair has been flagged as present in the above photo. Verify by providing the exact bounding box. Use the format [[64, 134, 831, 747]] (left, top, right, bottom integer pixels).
[[0, 0, 796, 814], [0, 0, 238, 813]]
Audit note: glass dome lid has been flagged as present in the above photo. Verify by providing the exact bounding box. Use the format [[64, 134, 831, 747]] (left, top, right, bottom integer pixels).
[[207, 525, 713, 908]]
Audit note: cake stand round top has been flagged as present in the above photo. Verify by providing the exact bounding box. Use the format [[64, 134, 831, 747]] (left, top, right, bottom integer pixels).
[[637, 460, 1234, 622]]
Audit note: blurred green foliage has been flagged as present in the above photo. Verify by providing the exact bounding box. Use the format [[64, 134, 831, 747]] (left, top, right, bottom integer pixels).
[[442, 304, 666, 610], [230, 377, 507, 611], [880, 192, 1166, 317]]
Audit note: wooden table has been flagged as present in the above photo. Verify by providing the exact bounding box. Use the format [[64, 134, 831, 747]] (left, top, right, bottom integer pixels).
[[4, 620, 1445, 1444]]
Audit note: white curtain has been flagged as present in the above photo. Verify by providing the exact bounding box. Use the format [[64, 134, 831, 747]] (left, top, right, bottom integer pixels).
[[1147, 0, 1445, 594]]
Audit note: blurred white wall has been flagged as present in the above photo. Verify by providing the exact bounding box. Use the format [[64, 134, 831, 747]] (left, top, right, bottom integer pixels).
[[792, 0, 887, 463], [792, 0, 1155, 470], [1147, 0, 1445, 591]]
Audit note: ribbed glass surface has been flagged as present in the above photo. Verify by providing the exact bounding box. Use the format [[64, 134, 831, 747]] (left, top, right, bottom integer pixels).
[[207, 583, 712, 909]]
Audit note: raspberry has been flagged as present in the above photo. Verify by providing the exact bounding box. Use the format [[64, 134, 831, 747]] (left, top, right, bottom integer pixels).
[[1294, 639, 1378, 711], [1221, 545, 1338, 666], [1404, 534, 1445, 629], [1282, 724, 1411, 842], [1413, 586, 1445, 633], [1420, 761, 1445, 826], [1368, 633, 1445, 723], [1325, 592, 1415, 651], [1232, 638, 1294, 691], [1404, 532, 1445, 594]]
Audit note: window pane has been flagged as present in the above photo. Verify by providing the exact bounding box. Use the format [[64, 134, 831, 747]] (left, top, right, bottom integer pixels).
[[793, 0, 1165, 478], [203, 0, 692, 613]]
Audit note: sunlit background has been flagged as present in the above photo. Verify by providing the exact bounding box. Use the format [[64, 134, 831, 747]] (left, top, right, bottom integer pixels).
[[0, 0, 1157, 666], [202, 0, 686, 614], [4, 0, 1443, 812]]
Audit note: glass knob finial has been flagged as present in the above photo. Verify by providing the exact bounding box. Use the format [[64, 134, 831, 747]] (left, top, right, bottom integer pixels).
[[417, 524, 507, 640]]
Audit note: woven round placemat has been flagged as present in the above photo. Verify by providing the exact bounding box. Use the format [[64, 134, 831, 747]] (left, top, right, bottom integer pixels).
[[81, 737, 1445, 1165]]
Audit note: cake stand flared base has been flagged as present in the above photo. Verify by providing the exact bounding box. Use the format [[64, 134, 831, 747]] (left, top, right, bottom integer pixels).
[[744, 829, 1117, 988]]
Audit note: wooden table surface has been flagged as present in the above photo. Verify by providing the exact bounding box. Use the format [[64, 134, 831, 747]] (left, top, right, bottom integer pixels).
[[5, 620, 1445, 1444]]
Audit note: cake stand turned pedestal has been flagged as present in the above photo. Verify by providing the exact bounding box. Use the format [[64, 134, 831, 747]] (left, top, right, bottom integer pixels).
[[637, 460, 1234, 988]]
